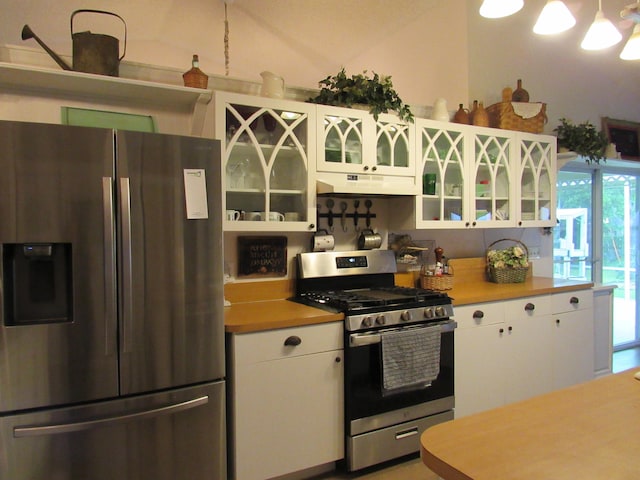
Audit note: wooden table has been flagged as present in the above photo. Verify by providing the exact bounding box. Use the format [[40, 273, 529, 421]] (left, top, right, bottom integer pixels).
[[421, 369, 640, 479]]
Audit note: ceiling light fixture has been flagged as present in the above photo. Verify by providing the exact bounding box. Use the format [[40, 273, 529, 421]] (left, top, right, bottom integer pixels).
[[581, 0, 623, 50], [620, 23, 640, 59], [533, 0, 577, 35], [479, 0, 524, 19]]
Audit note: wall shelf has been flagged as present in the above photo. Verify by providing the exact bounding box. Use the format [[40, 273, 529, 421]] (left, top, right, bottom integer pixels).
[[0, 62, 212, 135]]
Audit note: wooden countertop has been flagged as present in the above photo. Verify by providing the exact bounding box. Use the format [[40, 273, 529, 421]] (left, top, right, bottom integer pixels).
[[224, 258, 593, 333], [420, 369, 640, 479]]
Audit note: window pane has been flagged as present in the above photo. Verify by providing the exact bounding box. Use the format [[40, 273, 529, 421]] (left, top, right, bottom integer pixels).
[[554, 171, 592, 281]]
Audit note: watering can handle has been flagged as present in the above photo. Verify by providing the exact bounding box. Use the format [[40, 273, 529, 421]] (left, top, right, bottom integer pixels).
[[71, 9, 127, 61]]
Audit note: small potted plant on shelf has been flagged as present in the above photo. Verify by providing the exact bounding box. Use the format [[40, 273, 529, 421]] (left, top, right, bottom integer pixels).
[[554, 117, 608, 164], [307, 67, 414, 123]]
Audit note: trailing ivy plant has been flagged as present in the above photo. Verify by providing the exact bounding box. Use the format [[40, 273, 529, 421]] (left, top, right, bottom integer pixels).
[[308, 68, 414, 123], [554, 117, 608, 164]]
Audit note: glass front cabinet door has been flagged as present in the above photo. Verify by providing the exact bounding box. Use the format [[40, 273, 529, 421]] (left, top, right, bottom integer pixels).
[[215, 92, 316, 231], [415, 119, 467, 227], [468, 127, 516, 228], [516, 132, 557, 227]]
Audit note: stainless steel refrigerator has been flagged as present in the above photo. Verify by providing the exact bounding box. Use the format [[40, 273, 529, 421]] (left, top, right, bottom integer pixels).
[[0, 120, 226, 479]]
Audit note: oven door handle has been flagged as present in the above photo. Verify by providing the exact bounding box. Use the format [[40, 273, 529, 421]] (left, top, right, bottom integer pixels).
[[349, 320, 457, 347]]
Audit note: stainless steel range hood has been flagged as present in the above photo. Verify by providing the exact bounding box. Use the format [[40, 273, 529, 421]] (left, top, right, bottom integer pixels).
[[316, 171, 419, 196]]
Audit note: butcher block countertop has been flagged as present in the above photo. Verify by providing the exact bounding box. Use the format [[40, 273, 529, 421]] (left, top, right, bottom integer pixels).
[[224, 258, 593, 333], [421, 369, 640, 479]]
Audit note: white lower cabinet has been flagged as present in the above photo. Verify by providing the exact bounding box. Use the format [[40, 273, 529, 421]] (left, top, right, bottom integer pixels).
[[454, 290, 593, 418], [551, 290, 595, 389], [227, 322, 344, 480]]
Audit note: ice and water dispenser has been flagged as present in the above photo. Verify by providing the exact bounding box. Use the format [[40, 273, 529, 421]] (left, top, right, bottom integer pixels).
[[2, 243, 73, 325]]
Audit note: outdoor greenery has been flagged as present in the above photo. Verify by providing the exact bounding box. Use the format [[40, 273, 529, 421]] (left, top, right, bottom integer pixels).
[[554, 117, 608, 164], [308, 68, 414, 123]]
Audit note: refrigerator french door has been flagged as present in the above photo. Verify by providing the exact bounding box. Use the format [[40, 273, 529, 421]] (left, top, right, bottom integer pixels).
[[0, 121, 225, 479]]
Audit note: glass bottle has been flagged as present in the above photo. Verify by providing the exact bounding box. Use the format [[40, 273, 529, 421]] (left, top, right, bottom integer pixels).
[[511, 79, 529, 102], [182, 54, 209, 89]]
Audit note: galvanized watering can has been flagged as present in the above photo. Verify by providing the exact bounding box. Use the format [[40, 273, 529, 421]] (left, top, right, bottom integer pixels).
[[22, 9, 127, 77]]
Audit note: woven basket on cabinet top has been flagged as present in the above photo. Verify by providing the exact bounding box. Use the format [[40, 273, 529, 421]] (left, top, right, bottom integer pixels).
[[485, 101, 546, 134]]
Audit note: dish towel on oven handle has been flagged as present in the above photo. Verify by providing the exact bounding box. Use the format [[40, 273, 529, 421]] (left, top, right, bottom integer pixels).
[[380, 324, 441, 395]]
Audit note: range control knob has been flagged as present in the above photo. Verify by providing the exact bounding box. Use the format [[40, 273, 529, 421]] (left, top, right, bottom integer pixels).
[[435, 306, 446, 317], [375, 315, 386, 326], [400, 310, 412, 322], [424, 308, 434, 319], [361, 316, 373, 328]]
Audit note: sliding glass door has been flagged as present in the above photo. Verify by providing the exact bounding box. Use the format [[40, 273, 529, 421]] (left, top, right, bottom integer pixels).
[[555, 166, 640, 350], [602, 173, 638, 349]]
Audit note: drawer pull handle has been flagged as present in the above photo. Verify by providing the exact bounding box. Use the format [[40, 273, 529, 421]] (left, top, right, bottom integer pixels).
[[570, 296, 579, 304], [284, 335, 302, 347], [473, 310, 484, 319], [395, 427, 418, 440], [524, 303, 535, 312]]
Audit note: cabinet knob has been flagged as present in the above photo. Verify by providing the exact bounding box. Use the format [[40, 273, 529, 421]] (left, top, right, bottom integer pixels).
[[499, 328, 505, 334], [472, 310, 484, 320], [284, 335, 302, 347], [371, 166, 377, 172], [570, 296, 579, 305], [508, 326, 513, 332], [556, 318, 561, 325], [518, 221, 523, 226], [335, 356, 342, 363], [363, 165, 369, 171], [472, 221, 477, 227], [308, 223, 315, 229], [524, 303, 535, 312], [465, 222, 470, 227]]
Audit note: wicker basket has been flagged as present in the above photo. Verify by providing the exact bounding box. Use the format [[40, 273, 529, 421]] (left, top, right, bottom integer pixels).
[[420, 265, 454, 291], [485, 101, 546, 134], [486, 239, 529, 284]]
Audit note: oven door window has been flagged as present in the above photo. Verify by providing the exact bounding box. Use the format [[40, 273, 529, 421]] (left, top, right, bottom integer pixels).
[[345, 328, 454, 422]]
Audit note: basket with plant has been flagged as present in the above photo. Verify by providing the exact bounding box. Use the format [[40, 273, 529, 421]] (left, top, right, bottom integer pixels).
[[486, 239, 530, 284]]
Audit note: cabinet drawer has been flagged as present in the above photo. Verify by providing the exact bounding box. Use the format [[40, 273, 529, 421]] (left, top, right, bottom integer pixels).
[[504, 295, 551, 318], [453, 303, 504, 330], [233, 322, 343, 365], [552, 289, 593, 313]]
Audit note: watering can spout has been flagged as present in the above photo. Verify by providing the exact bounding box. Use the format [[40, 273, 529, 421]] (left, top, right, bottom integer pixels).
[[21, 24, 72, 71]]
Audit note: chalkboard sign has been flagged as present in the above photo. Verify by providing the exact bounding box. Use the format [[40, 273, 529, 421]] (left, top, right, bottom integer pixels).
[[603, 117, 640, 161], [237, 236, 287, 278]]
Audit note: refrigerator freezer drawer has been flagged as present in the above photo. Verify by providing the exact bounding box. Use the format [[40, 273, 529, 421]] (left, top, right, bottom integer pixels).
[[0, 381, 226, 480]]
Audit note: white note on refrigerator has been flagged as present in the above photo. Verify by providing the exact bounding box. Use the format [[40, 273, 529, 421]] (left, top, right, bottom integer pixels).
[[183, 169, 209, 219]]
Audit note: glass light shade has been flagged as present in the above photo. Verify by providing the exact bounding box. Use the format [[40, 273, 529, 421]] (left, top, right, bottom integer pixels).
[[620, 24, 640, 60], [533, 1, 576, 35], [479, 0, 524, 19], [581, 10, 623, 50]]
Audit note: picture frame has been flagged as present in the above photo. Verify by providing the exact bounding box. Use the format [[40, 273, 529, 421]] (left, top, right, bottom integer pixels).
[[602, 117, 640, 161]]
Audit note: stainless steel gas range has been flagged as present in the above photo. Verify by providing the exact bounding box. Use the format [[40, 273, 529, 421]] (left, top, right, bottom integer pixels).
[[292, 250, 456, 472]]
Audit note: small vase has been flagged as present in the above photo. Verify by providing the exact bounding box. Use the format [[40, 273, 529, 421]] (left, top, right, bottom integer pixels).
[[453, 104, 470, 124], [472, 101, 489, 127], [511, 79, 529, 102], [182, 54, 208, 89], [469, 100, 478, 125]]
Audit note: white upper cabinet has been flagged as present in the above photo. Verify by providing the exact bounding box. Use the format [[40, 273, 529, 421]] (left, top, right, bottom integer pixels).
[[214, 92, 317, 232], [516, 132, 557, 227], [390, 121, 556, 230], [315, 105, 418, 195]]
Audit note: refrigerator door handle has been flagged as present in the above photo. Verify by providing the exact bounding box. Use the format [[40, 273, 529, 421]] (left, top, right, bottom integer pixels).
[[119, 177, 134, 353], [103, 177, 117, 356], [13, 395, 209, 438]]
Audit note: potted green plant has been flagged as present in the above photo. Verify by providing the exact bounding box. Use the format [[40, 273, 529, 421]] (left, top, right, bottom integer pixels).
[[308, 68, 414, 123], [554, 117, 608, 164]]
